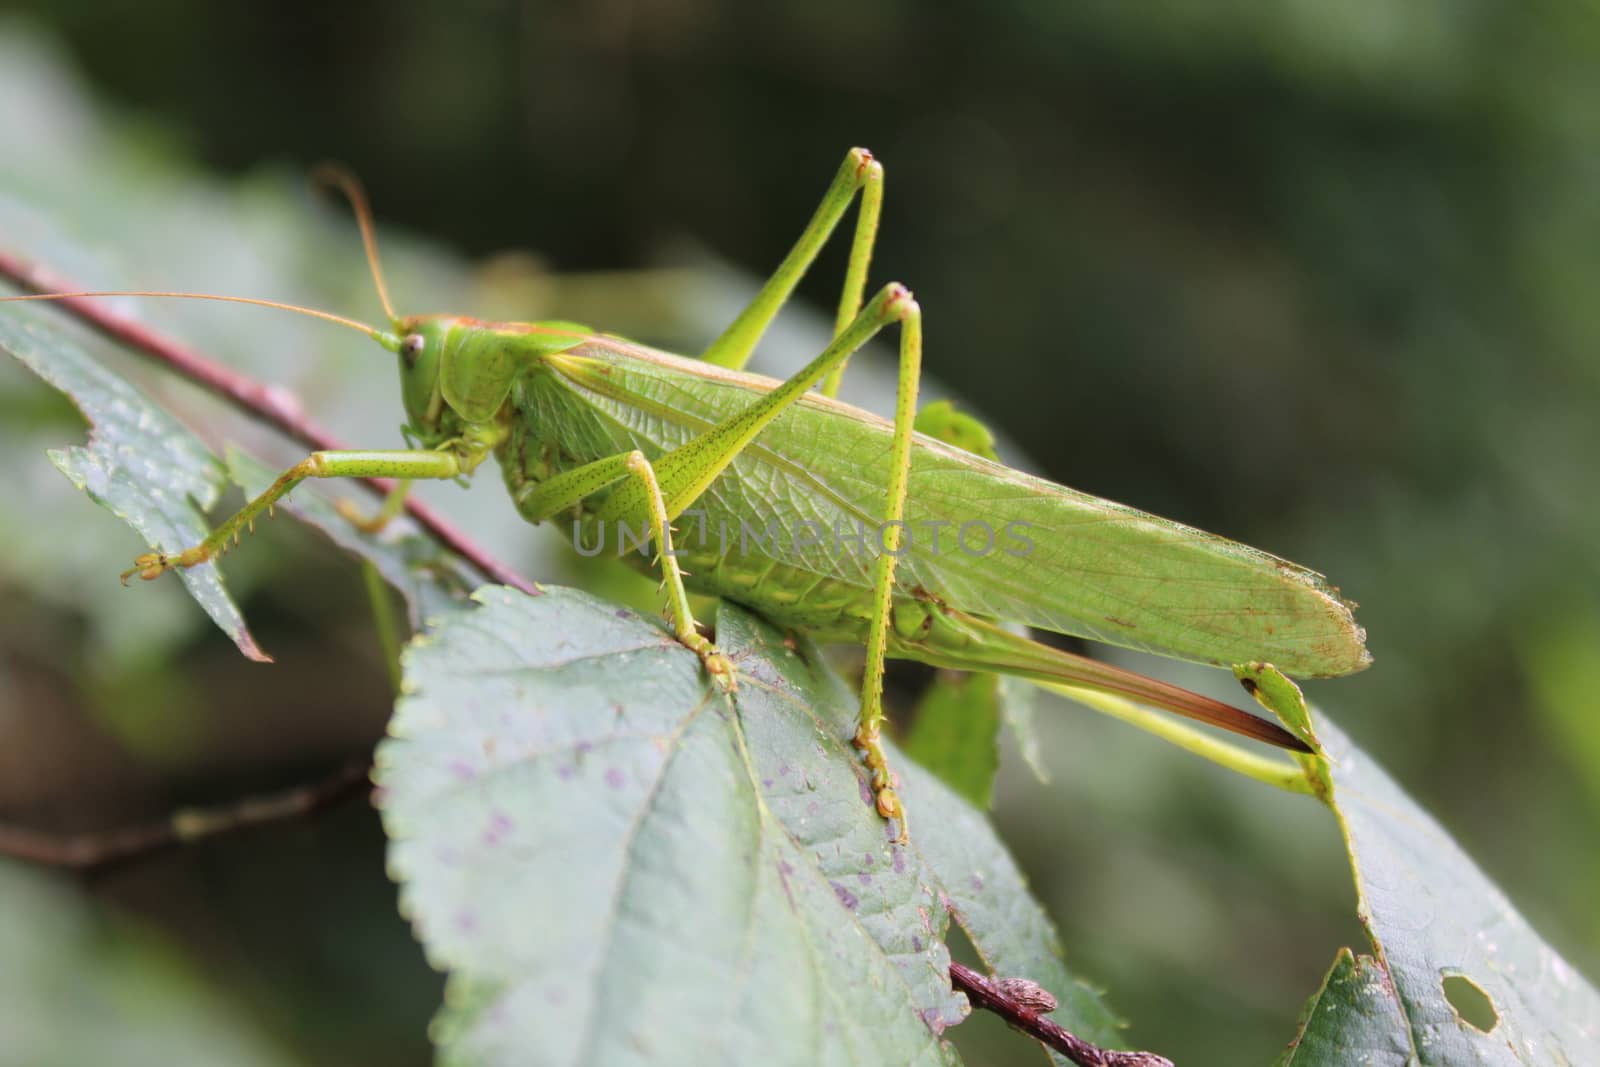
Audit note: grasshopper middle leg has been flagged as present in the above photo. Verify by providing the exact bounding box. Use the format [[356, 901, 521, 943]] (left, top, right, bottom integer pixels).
[[514, 451, 736, 692]]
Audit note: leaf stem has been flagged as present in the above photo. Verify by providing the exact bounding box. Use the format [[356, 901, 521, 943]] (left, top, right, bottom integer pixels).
[[362, 559, 404, 692], [0, 250, 537, 596]]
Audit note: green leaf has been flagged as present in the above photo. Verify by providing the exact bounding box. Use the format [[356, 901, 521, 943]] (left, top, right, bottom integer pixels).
[[0, 860, 299, 1067], [378, 587, 965, 1066], [1278, 949, 1412, 1066], [226, 447, 479, 628], [999, 666, 1050, 785], [727, 600, 1125, 1061], [0, 311, 266, 661], [913, 399, 1000, 462], [1282, 715, 1600, 1065], [378, 587, 1121, 1066], [902, 672, 1002, 809]]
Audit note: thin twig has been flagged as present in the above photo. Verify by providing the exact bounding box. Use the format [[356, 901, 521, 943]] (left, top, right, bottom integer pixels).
[[949, 961, 1176, 1067], [0, 758, 372, 873], [0, 250, 537, 596]]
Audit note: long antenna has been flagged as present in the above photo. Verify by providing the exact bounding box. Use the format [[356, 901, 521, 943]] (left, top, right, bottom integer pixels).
[[312, 163, 397, 323], [0, 290, 391, 343]]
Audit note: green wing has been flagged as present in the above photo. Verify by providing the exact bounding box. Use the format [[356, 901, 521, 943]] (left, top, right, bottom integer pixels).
[[530, 339, 1369, 678]]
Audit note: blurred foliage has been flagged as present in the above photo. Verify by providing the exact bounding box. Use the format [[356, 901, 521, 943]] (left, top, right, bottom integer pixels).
[[0, 2, 1597, 1063], [0, 860, 295, 1067]]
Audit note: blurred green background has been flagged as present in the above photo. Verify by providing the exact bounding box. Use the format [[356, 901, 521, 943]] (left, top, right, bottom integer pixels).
[[0, 3, 1597, 1065]]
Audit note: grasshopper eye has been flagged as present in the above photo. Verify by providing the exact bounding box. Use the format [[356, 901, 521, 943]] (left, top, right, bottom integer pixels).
[[401, 333, 426, 365]]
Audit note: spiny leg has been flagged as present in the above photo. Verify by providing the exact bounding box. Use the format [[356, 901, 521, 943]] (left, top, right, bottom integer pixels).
[[124, 451, 462, 582], [514, 452, 735, 691], [852, 293, 921, 843], [623, 453, 736, 691], [701, 147, 884, 376], [605, 282, 925, 840]]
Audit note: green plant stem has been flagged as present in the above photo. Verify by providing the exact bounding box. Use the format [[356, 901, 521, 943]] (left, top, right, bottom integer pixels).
[[362, 560, 403, 692]]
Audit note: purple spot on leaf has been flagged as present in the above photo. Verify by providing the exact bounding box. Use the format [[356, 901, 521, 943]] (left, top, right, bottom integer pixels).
[[970, 874, 984, 893], [863, 852, 875, 866], [605, 767, 627, 790], [483, 810, 513, 846], [449, 759, 476, 781], [892, 851, 906, 874], [857, 873, 872, 886], [557, 765, 575, 780], [912, 936, 923, 953], [830, 882, 859, 911]]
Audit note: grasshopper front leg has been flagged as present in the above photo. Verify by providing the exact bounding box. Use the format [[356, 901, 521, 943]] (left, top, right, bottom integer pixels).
[[124, 450, 463, 582]]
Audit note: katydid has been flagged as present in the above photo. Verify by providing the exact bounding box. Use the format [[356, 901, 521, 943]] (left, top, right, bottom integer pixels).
[[2, 148, 1368, 839]]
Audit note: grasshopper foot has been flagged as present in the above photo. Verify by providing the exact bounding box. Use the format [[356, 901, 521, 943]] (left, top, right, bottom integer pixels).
[[853, 726, 910, 844], [680, 630, 737, 693], [120, 545, 209, 585]]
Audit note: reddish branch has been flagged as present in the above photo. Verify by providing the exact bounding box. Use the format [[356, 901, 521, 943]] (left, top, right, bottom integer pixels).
[[0, 250, 536, 595], [2, 249, 1174, 1066], [950, 962, 1176, 1067]]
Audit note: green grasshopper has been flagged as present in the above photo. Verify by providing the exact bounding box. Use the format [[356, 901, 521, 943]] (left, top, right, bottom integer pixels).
[[3, 149, 1368, 838]]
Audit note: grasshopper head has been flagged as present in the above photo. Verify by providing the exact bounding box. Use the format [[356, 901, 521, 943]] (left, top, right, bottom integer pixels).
[[392, 315, 452, 445], [392, 314, 527, 449], [393, 314, 593, 448]]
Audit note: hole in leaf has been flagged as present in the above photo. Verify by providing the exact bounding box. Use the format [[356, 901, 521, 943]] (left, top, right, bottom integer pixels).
[[1442, 973, 1499, 1033]]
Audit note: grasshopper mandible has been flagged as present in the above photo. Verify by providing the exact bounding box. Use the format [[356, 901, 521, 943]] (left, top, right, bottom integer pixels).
[[2, 149, 1368, 839]]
